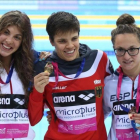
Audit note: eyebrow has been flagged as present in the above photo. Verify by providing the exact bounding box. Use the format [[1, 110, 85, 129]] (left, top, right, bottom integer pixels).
[[116, 45, 136, 49], [57, 38, 65, 41], [6, 28, 22, 37], [16, 34, 22, 37]]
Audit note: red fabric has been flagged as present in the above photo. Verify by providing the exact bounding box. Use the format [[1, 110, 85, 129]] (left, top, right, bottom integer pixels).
[[28, 52, 110, 140]]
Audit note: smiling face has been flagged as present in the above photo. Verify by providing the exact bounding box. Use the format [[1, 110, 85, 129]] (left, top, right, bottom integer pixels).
[[50, 31, 80, 61], [114, 33, 140, 76], [0, 25, 22, 60]]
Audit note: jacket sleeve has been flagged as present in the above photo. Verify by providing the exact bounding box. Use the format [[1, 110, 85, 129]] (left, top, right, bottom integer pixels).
[[103, 76, 112, 119], [28, 87, 44, 126], [103, 100, 112, 119], [33, 50, 40, 59], [105, 54, 114, 76]]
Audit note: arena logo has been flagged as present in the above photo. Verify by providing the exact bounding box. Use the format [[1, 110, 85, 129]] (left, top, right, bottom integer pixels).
[[53, 95, 75, 103], [14, 98, 25, 105], [113, 103, 134, 111], [0, 98, 10, 105], [78, 93, 94, 101]]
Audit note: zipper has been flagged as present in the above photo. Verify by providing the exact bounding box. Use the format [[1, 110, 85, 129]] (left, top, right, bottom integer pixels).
[[10, 80, 14, 140], [131, 81, 134, 99]]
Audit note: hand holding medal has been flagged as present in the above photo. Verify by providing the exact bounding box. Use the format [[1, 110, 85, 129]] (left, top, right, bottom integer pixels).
[[128, 106, 137, 120], [129, 107, 140, 130], [128, 106, 140, 129], [34, 62, 53, 93], [128, 106, 140, 140]]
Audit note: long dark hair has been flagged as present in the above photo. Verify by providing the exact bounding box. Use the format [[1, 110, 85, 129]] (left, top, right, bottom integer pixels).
[[0, 10, 34, 105]]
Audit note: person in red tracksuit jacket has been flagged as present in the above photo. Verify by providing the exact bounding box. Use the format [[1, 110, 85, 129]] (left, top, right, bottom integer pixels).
[[28, 11, 114, 140]]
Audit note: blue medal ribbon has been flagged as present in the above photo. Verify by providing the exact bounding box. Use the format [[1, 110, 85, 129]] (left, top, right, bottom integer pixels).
[[131, 120, 140, 140], [0, 61, 14, 84], [74, 58, 85, 78], [120, 104, 130, 113]]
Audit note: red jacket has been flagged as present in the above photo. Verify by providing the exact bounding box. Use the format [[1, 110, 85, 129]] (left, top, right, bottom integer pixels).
[[28, 45, 113, 140]]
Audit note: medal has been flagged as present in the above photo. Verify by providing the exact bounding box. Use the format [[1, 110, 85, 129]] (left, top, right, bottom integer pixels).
[[128, 106, 137, 120], [44, 62, 53, 74]]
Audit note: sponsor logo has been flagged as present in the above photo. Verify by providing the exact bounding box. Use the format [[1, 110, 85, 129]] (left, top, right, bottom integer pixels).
[[56, 106, 95, 117], [53, 86, 67, 90], [116, 116, 130, 124], [14, 98, 25, 105], [53, 95, 75, 103], [0, 128, 6, 134], [113, 103, 134, 111], [95, 86, 102, 98], [0, 98, 10, 105], [124, 132, 133, 138], [78, 93, 94, 101], [94, 80, 101, 84], [117, 134, 122, 138], [110, 92, 130, 101], [0, 111, 28, 119]]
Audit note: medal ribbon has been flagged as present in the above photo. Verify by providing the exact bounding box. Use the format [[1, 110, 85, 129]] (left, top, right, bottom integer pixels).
[[117, 68, 140, 138], [117, 68, 140, 113], [136, 76, 140, 112], [0, 60, 14, 84], [52, 58, 85, 87]]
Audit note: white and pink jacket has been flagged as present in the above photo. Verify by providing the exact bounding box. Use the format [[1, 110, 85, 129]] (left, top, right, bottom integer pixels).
[[103, 68, 140, 140], [0, 68, 35, 140]]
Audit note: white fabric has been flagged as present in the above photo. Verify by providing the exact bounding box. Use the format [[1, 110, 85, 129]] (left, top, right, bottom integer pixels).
[[0, 68, 35, 140], [103, 73, 139, 140]]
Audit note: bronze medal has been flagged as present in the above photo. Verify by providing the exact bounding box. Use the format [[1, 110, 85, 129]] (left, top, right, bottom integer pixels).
[[95, 86, 102, 98], [44, 62, 53, 74]]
